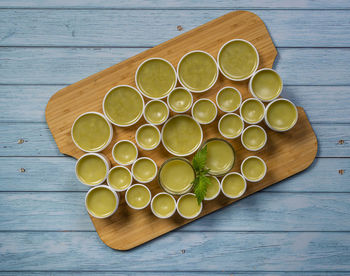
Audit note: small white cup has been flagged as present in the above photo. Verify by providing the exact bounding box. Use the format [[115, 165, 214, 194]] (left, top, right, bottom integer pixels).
[[204, 176, 221, 201], [151, 192, 177, 219], [135, 124, 161, 151], [220, 172, 247, 199], [125, 184, 152, 210], [131, 157, 158, 183], [71, 111, 113, 153], [135, 57, 177, 99], [241, 125, 267, 152], [75, 153, 110, 187], [85, 185, 119, 219], [240, 98, 265, 124], [107, 166, 132, 192], [218, 113, 245, 139], [216, 86, 242, 113], [112, 140, 138, 166], [217, 39, 259, 81], [167, 87, 193, 113], [191, 98, 217, 125], [177, 50, 219, 93], [241, 156, 267, 182], [177, 193, 203, 219], [143, 99, 170, 126]]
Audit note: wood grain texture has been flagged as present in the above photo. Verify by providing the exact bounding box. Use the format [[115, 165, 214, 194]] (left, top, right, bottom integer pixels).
[[45, 11, 317, 250], [1, 10, 349, 47], [0, 232, 349, 271]]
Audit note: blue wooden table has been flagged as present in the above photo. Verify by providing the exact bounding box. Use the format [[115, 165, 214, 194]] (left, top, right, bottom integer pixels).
[[1, 0, 350, 274]]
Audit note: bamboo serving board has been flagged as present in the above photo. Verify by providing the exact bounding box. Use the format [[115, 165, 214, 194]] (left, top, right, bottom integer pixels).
[[45, 11, 317, 250]]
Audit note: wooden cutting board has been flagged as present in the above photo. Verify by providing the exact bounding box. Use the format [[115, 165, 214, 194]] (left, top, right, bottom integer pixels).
[[45, 10, 318, 250]]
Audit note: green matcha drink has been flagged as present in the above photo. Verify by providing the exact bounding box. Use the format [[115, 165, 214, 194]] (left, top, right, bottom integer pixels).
[[216, 87, 242, 112], [132, 157, 157, 183], [112, 140, 138, 165], [221, 172, 246, 199], [177, 193, 202, 219], [151, 193, 176, 218], [240, 98, 265, 124], [107, 166, 132, 192], [136, 58, 176, 99], [136, 124, 161, 150], [218, 39, 259, 81], [265, 98, 298, 132], [192, 99, 217, 124], [177, 51, 218, 92], [159, 158, 195, 195], [162, 115, 203, 156], [218, 113, 244, 139], [103, 85, 144, 126], [241, 156, 267, 182], [241, 125, 267, 151], [167, 87, 193, 113], [76, 153, 109, 186], [144, 100, 169, 125], [72, 112, 112, 152], [126, 184, 151, 210], [85, 186, 118, 218], [250, 68, 282, 102]]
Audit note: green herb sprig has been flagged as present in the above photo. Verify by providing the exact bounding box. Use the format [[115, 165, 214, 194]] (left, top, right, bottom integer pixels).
[[192, 145, 211, 204]]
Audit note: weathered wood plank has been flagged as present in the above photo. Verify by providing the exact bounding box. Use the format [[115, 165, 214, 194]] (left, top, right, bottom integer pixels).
[[0, 192, 349, 231], [1, 48, 350, 85], [0, 123, 348, 157], [0, 273, 347, 276], [1, 85, 349, 123], [1, 10, 350, 47], [0, 232, 349, 271], [0, 158, 348, 192], [0, 0, 349, 9]]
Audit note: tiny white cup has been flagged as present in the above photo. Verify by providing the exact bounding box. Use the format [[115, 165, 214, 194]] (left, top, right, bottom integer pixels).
[[177, 50, 219, 93], [216, 86, 242, 113], [218, 113, 245, 139], [85, 185, 119, 219], [241, 156, 267, 182], [112, 140, 138, 166], [191, 98, 217, 125], [220, 172, 247, 199], [143, 99, 170, 126], [75, 153, 110, 187], [167, 87, 193, 113], [177, 193, 203, 219], [131, 157, 158, 183], [240, 98, 265, 125], [71, 111, 113, 153], [204, 176, 221, 201], [135, 57, 177, 100], [107, 166, 132, 192], [241, 125, 267, 152], [125, 184, 152, 210], [151, 192, 177, 219], [135, 124, 161, 151]]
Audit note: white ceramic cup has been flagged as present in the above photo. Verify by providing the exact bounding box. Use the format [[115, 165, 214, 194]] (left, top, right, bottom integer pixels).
[[204, 176, 221, 201], [218, 113, 245, 139], [240, 98, 265, 124], [191, 98, 218, 125], [135, 124, 161, 151], [176, 193, 203, 219], [112, 140, 138, 166], [125, 184, 152, 210], [216, 86, 242, 113], [220, 172, 247, 199], [131, 157, 158, 183], [241, 125, 267, 151], [143, 99, 170, 125], [240, 156, 267, 182], [167, 87, 193, 113], [107, 166, 133, 192], [151, 192, 177, 219]]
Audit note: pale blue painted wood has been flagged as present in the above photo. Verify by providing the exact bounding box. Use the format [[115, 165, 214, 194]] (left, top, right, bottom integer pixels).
[[1, 85, 349, 123], [0, 192, 349, 231], [1, 10, 350, 47], [0, 274, 348, 276], [0, 232, 349, 271], [1, 48, 350, 85], [0, 0, 349, 9], [0, 157, 349, 192], [0, 123, 348, 157]]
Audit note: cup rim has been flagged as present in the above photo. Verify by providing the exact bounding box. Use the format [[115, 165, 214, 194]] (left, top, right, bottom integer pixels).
[[264, 98, 298, 132], [217, 38, 259, 81], [176, 193, 203, 219], [71, 111, 113, 153], [150, 192, 177, 219], [158, 157, 195, 195], [167, 87, 193, 113], [204, 176, 221, 201], [220, 172, 247, 199], [135, 124, 161, 151], [125, 183, 152, 210], [240, 98, 265, 124], [135, 57, 177, 99], [111, 140, 138, 166], [240, 156, 267, 182], [75, 153, 110, 187], [161, 114, 203, 157], [102, 84, 144, 127], [218, 113, 245, 139], [107, 165, 132, 192], [143, 99, 170, 125], [216, 86, 242, 113], [249, 68, 283, 102], [191, 98, 218, 125], [85, 185, 119, 219], [177, 50, 219, 93], [241, 125, 268, 152], [131, 157, 158, 183]]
